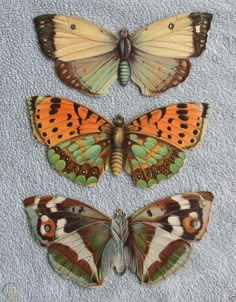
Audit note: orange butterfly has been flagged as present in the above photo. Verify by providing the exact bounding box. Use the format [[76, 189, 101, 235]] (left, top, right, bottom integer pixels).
[[28, 96, 209, 188], [34, 13, 212, 96]]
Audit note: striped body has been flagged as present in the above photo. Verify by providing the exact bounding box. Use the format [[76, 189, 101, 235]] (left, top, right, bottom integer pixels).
[[118, 60, 131, 86], [111, 212, 129, 275], [111, 125, 125, 176]]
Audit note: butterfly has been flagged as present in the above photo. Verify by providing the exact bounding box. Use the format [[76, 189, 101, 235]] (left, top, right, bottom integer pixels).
[[23, 192, 214, 287], [34, 13, 212, 96], [27, 96, 209, 188]]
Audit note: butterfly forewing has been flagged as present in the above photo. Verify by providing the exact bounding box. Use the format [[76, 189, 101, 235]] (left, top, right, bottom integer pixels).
[[128, 192, 214, 284], [34, 15, 119, 60], [130, 13, 212, 58], [24, 196, 113, 287], [28, 96, 113, 186]]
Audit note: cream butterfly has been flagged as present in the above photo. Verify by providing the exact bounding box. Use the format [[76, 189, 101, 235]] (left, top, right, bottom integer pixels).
[[34, 12, 212, 96]]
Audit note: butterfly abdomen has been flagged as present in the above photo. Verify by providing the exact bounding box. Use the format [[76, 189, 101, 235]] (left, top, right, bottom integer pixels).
[[118, 60, 131, 86], [111, 127, 125, 176]]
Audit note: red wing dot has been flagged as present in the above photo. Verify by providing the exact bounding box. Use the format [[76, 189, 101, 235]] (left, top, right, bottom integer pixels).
[[98, 280, 104, 286], [83, 68, 89, 74], [157, 65, 163, 71]]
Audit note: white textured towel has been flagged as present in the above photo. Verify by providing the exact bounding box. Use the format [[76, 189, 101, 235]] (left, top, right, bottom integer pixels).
[[0, 0, 235, 301]]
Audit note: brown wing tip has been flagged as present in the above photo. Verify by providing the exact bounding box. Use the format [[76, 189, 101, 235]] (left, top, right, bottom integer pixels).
[[27, 96, 40, 112], [201, 103, 209, 118], [198, 191, 214, 202], [190, 12, 213, 57], [34, 14, 56, 59], [34, 14, 56, 23], [23, 196, 36, 207]]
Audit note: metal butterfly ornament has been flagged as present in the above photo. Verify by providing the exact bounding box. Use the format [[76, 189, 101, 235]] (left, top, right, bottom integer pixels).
[[34, 12, 212, 96], [23, 192, 214, 287], [27, 96, 209, 188]]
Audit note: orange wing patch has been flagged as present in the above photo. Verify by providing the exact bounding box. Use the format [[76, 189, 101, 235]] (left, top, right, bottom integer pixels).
[[28, 96, 113, 146], [125, 103, 209, 149]]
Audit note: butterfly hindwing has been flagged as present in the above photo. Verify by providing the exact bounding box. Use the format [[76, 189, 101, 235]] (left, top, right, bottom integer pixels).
[[128, 192, 213, 285], [47, 134, 111, 186], [124, 134, 186, 188], [124, 103, 209, 188], [24, 196, 113, 287], [27, 96, 113, 186], [56, 52, 119, 96], [129, 50, 191, 96]]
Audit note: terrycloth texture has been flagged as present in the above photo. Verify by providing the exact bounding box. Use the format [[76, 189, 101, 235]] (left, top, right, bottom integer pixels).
[[0, 0, 236, 301]]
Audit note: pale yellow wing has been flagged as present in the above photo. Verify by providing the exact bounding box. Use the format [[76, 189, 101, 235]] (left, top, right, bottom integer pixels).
[[130, 13, 212, 58], [35, 15, 119, 60]]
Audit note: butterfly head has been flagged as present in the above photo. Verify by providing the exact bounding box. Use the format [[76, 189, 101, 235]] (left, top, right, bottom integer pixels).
[[115, 209, 126, 218], [114, 114, 125, 127], [119, 28, 129, 39]]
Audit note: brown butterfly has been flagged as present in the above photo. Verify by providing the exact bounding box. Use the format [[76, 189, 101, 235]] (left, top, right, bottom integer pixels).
[[23, 192, 214, 287], [34, 12, 212, 96], [27, 96, 209, 188]]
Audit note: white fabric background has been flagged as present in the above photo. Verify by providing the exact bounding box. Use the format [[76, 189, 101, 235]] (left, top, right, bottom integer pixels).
[[0, 0, 236, 301]]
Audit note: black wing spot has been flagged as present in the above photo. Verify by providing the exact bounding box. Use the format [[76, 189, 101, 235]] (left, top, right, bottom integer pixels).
[[51, 97, 61, 103], [52, 127, 58, 133], [180, 123, 188, 129], [71, 24, 76, 30], [168, 23, 174, 29], [147, 209, 152, 217], [78, 206, 85, 213], [177, 104, 187, 108]]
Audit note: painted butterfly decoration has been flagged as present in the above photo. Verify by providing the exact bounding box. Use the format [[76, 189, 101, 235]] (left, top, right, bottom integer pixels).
[[27, 96, 209, 188], [34, 13, 212, 96], [23, 192, 214, 287]]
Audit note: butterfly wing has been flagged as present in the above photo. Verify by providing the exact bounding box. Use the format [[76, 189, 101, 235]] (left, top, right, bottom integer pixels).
[[123, 103, 209, 188], [129, 51, 190, 96], [127, 192, 213, 285], [23, 196, 115, 287], [129, 12, 212, 96], [34, 15, 120, 95], [27, 96, 113, 186]]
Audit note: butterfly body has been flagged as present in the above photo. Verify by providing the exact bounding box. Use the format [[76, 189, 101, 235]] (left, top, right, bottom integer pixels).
[[111, 115, 125, 176], [118, 29, 132, 86], [34, 13, 212, 96], [23, 192, 214, 287], [111, 210, 129, 275], [28, 96, 209, 188]]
